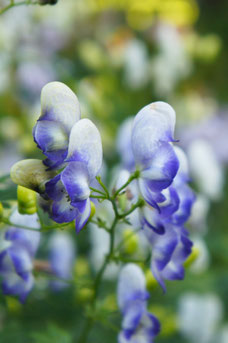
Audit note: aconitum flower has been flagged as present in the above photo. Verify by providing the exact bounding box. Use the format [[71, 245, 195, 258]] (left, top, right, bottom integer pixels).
[[116, 105, 195, 291], [33, 81, 81, 169], [172, 147, 195, 225], [45, 118, 103, 232], [49, 232, 76, 290], [0, 210, 40, 302], [131, 102, 179, 209], [140, 147, 194, 290], [11, 82, 103, 232], [145, 224, 192, 291], [117, 264, 160, 343]]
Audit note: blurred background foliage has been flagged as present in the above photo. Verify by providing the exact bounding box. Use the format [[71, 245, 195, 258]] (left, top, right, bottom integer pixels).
[[0, 0, 228, 342]]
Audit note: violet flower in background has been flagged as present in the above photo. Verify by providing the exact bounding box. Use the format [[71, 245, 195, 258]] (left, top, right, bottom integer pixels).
[[117, 263, 160, 343], [0, 210, 40, 303], [49, 231, 76, 290], [179, 111, 228, 165], [116, 117, 134, 172]]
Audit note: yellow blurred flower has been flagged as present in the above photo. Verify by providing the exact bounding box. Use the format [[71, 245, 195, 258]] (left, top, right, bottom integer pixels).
[[91, 0, 199, 29]]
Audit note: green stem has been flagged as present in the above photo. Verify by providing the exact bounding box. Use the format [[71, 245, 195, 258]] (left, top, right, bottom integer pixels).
[[112, 256, 146, 264], [90, 187, 106, 196], [1, 217, 72, 232], [118, 199, 144, 219], [90, 194, 106, 200], [114, 228, 141, 253], [0, 0, 39, 16], [113, 170, 140, 198], [77, 216, 118, 343], [95, 176, 109, 198], [77, 173, 142, 342], [110, 198, 120, 218], [77, 317, 94, 343]]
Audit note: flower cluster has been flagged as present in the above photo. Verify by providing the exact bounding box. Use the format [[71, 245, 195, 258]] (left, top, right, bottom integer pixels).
[[117, 102, 195, 290], [117, 263, 160, 343], [0, 210, 40, 303], [8, 82, 196, 340], [12, 82, 103, 233]]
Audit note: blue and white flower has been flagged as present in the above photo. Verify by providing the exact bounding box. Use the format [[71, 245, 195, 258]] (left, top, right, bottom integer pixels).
[[33, 81, 81, 169], [45, 118, 103, 232], [140, 147, 194, 290], [171, 147, 195, 225], [0, 210, 40, 302], [116, 108, 195, 291], [144, 224, 192, 291], [118, 264, 160, 343], [131, 102, 179, 209]]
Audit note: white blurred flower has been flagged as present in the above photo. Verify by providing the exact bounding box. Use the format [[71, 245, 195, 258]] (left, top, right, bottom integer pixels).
[[188, 139, 224, 201], [89, 224, 119, 280], [89, 202, 119, 280], [178, 293, 223, 343], [151, 23, 191, 96], [217, 326, 228, 343], [189, 194, 210, 234], [190, 237, 210, 274], [124, 39, 149, 89]]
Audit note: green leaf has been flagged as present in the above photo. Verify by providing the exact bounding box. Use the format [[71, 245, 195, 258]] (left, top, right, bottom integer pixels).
[[0, 182, 17, 201], [31, 323, 72, 343]]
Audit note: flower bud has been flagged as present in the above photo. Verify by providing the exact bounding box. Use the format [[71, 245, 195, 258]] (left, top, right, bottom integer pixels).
[[145, 269, 158, 290], [102, 294, 117, 312], [17, 186, 37, 215], [6, 297, 22, 313], [0, 202, 3, 220], [77, 288, 94, 303], [89, 201, 96, 220], [122, 229, 139, 255], [118, 193, 128, 212], [74, 258, 90, 278], [151, 306, 177, 337], [10, 159, 56, 194], [184, 245, 200, 268]]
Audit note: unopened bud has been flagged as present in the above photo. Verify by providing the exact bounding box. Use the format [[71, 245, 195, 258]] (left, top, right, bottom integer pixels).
[[151, 306, 177, 337], [10, 159, 56, 194], [74, 258, 90, 278], [102, 294, 117, 312], [77, 288, 94, 303], [17, 186, 37, 215], [122, 229, 139, 255], [145, 269, 158, 290], [118, 193, 128, 212], [89, 201, 96, 220], [184, 246, 200, 268], [0, 202, 3, 220], [6, 297, 21, 313]]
